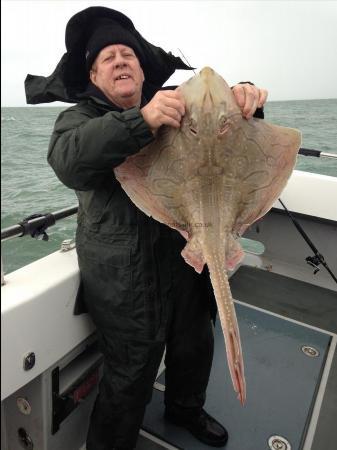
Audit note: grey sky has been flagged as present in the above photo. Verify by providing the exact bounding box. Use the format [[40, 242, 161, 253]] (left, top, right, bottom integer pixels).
[[2, 0, 337, 106]]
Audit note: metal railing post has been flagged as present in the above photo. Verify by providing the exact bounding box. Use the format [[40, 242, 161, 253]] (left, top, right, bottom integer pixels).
[[1, 254, 5, 286]]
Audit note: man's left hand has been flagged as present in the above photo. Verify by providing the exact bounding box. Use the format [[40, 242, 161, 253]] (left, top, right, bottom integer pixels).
[[232, 83, 268, 120]]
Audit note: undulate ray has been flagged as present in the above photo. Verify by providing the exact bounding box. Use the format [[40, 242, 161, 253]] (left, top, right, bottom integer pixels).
[[114, 67, 301, 404]]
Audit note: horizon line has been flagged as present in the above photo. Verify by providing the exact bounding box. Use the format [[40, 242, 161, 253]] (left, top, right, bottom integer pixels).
[[2, 97, 337, 108]]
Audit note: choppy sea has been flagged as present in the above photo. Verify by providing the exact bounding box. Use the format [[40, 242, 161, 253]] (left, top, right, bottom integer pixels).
[[1, 99, 337, 274]]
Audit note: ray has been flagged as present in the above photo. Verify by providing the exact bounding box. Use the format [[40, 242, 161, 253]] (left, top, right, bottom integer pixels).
[[114, 67, 301, 404]]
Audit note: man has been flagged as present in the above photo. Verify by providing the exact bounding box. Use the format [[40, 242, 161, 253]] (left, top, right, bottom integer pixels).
[[25, 6, 267, 450]]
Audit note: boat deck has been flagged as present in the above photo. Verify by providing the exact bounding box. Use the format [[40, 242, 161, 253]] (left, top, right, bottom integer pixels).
[[2, 174, 337, 450], [138, 266, 337, 450]]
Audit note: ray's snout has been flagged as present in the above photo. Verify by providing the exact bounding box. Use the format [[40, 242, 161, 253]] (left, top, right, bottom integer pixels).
[[199, 67, 216, 113], [199, 66, 215, 78], [182, 67, 227, 114]]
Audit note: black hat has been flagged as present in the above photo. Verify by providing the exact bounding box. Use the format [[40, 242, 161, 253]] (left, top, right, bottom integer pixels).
[[25, 6, 194, 104], [85, 18, 145, 70]]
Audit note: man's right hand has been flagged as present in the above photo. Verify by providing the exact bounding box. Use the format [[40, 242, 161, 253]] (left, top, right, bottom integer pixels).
[[140, 90, 185, 133]]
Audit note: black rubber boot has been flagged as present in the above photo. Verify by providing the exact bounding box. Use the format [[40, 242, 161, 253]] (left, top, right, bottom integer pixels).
[[164, 408, 228, 447]]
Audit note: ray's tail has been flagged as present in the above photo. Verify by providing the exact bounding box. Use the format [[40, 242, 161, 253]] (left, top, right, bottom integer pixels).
[[205, 250, 246, 405]]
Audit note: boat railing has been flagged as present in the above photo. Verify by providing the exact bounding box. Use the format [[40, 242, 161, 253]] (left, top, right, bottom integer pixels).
[[1, 205, 78, 285]]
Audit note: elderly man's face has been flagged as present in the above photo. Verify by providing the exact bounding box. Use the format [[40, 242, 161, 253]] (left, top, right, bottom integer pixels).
[[90, 44, 144, 109]]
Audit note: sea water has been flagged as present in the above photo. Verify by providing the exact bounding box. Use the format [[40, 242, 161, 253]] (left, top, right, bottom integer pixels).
[[1, 99, 337, 274]]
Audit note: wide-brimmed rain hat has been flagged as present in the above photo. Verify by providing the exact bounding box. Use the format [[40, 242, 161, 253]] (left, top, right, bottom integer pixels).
[[25, 6, 194, 104]]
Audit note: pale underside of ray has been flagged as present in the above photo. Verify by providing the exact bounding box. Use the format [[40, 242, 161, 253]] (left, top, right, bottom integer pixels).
[[114, 71, 301, 404]]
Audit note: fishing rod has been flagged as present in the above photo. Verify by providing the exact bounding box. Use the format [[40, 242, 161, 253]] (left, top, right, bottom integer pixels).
[[1, 205, 78, 242], [278, 198, 337, 284], [178, 48, 196, 74], [1, 147, 335, 242], [2, 145, 335, 242], [298, 148, 337, 159]]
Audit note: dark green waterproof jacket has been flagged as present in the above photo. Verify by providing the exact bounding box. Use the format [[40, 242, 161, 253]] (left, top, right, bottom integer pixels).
[[47, 83, 215, 341]]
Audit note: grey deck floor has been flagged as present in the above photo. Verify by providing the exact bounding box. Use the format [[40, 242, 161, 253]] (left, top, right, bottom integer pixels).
[[140, 266, 335, 449], [229, 266, 337, 450], [229, 265, 337, 334]]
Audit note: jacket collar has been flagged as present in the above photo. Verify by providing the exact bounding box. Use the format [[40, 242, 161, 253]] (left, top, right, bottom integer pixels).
[[80, 81, 154, 111]]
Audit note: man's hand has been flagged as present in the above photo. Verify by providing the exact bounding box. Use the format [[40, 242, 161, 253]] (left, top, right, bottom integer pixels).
[[141, 90, 185, 133], [232, 83, 268, 120]]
